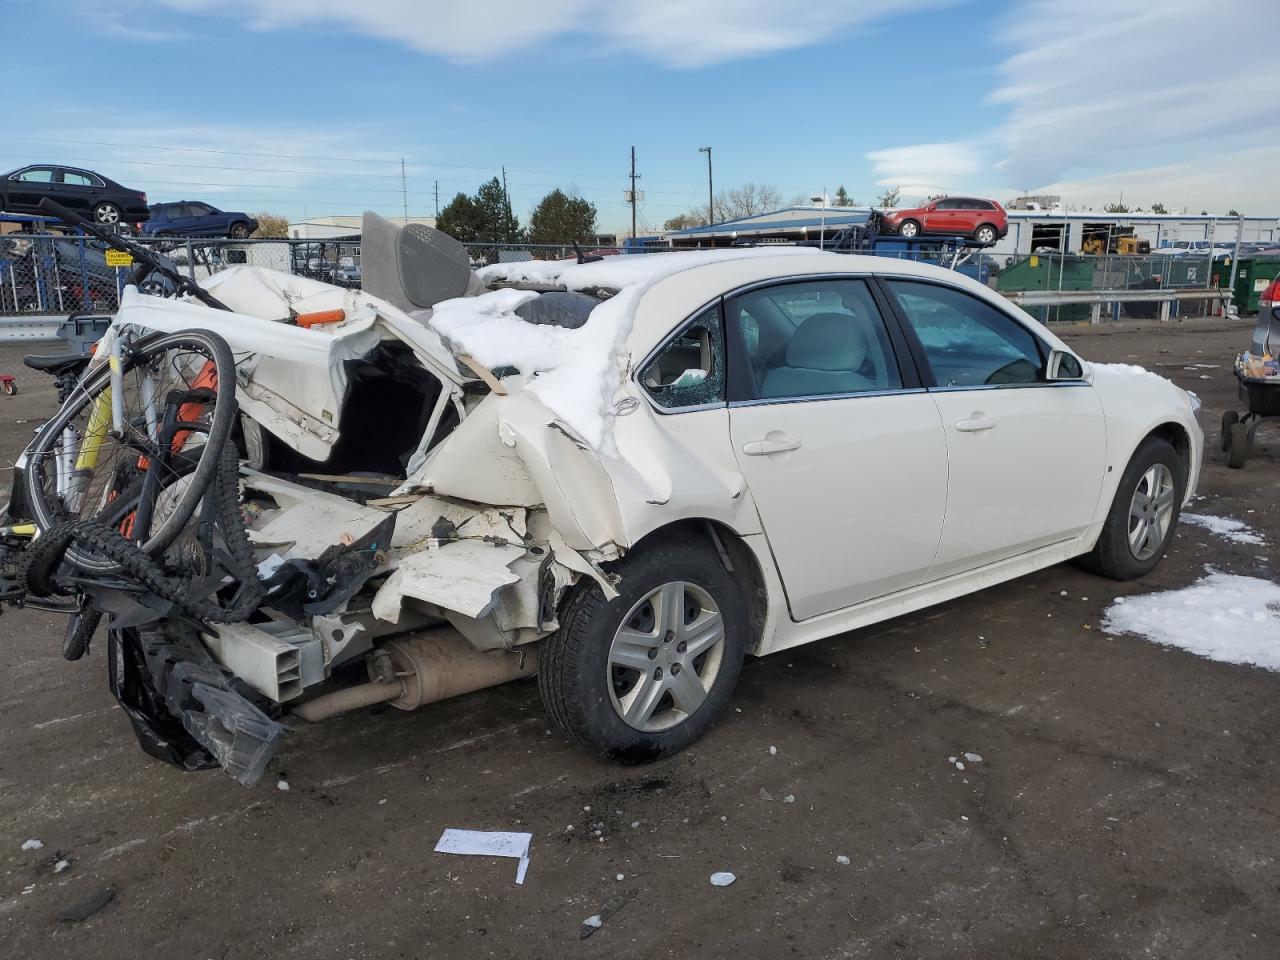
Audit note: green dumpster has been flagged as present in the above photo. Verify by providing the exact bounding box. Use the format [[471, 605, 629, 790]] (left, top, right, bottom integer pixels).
[[1225, 256, 1280, 314]]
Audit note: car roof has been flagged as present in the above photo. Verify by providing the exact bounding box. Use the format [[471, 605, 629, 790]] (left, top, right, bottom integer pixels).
[[627, 252, 1059, 355]]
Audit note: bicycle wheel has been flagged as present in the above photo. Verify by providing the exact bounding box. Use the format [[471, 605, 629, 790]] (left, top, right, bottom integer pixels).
[[24, 329, 237, 575]]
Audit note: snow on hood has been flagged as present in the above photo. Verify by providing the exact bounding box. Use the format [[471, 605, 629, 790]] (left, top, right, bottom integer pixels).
[[434, 248, 818, 451]]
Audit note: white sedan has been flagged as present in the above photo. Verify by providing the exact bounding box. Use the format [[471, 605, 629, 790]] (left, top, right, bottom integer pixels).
[[461, 250, 1203, 758], [17, 243, 1203, 781]]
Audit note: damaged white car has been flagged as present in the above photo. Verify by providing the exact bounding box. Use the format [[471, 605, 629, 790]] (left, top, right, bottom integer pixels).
[[3, 206, 1203, 786]]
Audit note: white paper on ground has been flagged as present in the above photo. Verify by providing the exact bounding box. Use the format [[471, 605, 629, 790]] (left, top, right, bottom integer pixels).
[[434, 828, 532, 884]]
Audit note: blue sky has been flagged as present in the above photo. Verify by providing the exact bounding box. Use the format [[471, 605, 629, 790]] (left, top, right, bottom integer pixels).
[[3, 0, 1277, 232]]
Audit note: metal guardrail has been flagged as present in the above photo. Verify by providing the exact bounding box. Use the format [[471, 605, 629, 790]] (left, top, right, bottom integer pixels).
[[1002, 287, 1231, 324], [0, 314, 70, 343]]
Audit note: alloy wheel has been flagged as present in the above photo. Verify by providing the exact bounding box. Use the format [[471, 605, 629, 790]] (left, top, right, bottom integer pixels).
[[607, 581, 725, 732], [95, 205, 120, 224], [1127, 462, 1176, 560]]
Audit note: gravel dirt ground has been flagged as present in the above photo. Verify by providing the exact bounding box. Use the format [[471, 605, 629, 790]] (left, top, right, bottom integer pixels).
[[0, 317, 1277, 960]]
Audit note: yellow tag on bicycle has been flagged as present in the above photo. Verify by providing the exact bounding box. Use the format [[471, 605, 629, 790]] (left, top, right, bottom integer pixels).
[[105, 250, 133, 267]]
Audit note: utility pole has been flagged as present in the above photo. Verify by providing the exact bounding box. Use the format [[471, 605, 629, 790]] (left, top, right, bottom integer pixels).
[[699, 146, 713, 225], [629, 146, 639, 240], [434, 180, 439, 218], [400, 158, 408, 222]]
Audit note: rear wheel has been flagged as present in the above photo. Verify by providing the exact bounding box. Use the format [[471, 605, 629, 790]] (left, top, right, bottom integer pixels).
[[974, 224, 997, 245], [1221, 410, 1238, 451], [229, 222, 251, 240], [1227, 421, 1250, 469], [898, 219, 920, 239], [539, 533, 746, 762], [1078, 437, 1184, 580], [93, 202, 121, 225]]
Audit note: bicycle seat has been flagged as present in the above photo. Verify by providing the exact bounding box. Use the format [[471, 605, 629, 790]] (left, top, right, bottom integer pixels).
[[23, 352, 91, 375]]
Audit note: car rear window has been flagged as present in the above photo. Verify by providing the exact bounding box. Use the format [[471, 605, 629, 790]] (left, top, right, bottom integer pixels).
[[514, 291, 601, 329]]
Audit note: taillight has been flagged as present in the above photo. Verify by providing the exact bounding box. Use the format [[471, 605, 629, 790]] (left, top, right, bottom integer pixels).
[[1262, 277, 1280, 306]]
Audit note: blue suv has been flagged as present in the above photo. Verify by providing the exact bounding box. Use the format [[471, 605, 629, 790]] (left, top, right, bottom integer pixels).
[[142, 201, 259, 239]]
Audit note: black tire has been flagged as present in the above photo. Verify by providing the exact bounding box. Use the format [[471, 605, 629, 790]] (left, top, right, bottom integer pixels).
[[1221, 410, 1239, 451], [229, 222, 250, 240], [539, 532, 747, 762], [898, 219, 921, 239], [1078, 437, 1184, 580], [2, 380, 14, 396], [93, 202, 121, 225], [24, 329, 237, 575], [974, 224, 997, 245], [1227, 421, 1249, 469], [62, 608, 102, 661]]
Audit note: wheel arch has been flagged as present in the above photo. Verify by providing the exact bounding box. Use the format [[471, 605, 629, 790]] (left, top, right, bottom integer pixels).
[[624, 517, 771, 655], [1140, 420, 1193, 483]]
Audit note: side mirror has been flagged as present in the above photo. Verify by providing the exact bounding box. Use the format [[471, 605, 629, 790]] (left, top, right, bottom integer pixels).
[[1047, 349, 1085, 380]]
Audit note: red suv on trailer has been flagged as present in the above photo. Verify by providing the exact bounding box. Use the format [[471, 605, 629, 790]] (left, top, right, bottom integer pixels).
[[881, 196, 1008, 245]]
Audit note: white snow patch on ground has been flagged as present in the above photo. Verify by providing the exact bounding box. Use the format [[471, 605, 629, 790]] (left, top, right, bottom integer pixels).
[[1103, 572, 1280, 671], [433, 248, 818, 450], [1180, 513, 1266, 545]]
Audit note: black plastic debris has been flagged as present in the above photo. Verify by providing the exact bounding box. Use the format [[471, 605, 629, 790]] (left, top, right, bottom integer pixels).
[[57, 885, 116, 923]]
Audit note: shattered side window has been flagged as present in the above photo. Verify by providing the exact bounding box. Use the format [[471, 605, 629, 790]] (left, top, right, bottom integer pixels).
[[640, 304, 725, 409]]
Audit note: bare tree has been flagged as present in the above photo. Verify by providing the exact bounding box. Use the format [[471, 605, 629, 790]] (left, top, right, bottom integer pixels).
[[713, 182, 781, 221], [876, 186, 900, 209], [252, 212, 290, 238]]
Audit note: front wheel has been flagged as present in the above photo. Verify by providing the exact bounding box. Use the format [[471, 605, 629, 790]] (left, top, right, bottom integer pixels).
[[539, 533, 746, 762], [898, 219, 920, 238], [1078, 437, 1184, 580]]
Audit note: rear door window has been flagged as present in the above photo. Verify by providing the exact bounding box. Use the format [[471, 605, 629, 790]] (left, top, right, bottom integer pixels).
[[726, 278, 902, 400]]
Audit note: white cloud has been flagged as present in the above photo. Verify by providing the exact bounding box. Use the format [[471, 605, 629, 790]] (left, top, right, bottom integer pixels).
[[991, 0, 1280, 190], [158, 0, 944, 68], [865, 142, 981, 200], [1024, 147, 1280, 214]]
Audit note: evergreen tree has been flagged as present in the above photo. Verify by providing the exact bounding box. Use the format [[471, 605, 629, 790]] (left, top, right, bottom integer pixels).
[[474, 177, 522, 242], [528, 189, 597, 245], [834, 185, 852, 206], [436, 193, 485, 242]]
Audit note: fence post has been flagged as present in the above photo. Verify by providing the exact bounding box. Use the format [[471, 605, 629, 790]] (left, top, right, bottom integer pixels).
[[186, 239, 196, 280]]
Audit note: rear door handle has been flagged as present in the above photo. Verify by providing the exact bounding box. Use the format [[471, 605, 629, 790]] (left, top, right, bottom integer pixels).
[[955, 417, 997, 433], [742, 437, 801, 456]]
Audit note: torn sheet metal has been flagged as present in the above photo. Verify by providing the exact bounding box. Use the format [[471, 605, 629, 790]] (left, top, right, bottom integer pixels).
[[107, 272, 469, 461], [372, 540, 525, 624], [244, 471, 392, 560]]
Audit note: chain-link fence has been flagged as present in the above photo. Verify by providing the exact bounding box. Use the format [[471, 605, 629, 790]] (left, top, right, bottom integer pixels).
[[0, 230, 1230, 321]]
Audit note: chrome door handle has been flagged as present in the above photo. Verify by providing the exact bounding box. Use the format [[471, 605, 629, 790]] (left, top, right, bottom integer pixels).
[[955, 417, 996, 432], [742, 437, 801, 456]]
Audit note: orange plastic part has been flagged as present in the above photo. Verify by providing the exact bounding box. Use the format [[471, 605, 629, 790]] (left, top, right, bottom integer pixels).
[[296, 309, 346, 329]]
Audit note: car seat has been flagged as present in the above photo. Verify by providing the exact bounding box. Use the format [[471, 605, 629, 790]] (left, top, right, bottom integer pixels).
[[761, 312, 875, 398]]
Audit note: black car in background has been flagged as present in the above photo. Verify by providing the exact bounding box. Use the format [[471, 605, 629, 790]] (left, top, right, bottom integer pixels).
[[0, 165, 150, 226]]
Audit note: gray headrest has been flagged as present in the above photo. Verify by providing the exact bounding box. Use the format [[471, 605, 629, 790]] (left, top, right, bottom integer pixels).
[[785, 312, 869, 371]]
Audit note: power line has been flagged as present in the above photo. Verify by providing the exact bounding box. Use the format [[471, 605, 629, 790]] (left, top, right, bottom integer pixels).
[[3, 135, 709, 186]]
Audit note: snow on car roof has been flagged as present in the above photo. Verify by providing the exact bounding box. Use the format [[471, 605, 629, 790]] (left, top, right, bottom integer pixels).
[[430, 248, 819, 452]]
